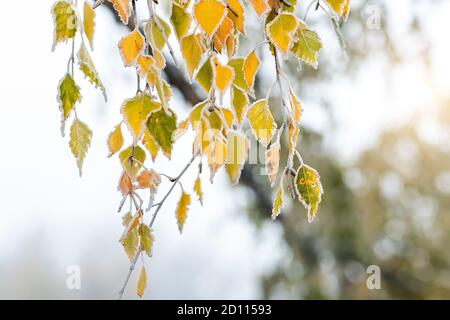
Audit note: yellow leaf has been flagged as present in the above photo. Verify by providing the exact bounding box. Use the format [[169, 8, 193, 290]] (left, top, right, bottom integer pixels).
[[266, 13, 298, 54], [170, 2, 192, 40], [249, 0, 269, 17], [136, 55, 157, 87], [107, 123, 124, 158], [228, 58, 251, 94], [290, 21, 322, 69], [193, 0, 227, 38], [208, 134, 227, 182], [295, 164, 323, 223], [289, 88, 302, 125], [173, 118, 190, 142], [107, 0, 131, 25], [231, 85, 248, 126], [153, 48, 166, 70], [142, 130, 160, 161], [225, 0, 245, 34], [118, 29, 145, 67], [193, 175, 203, 205], [180, 33, 204, 79], [77, 43, 107, 101], [272, 185, 284, 220], [83, 2, 95, 50], [288, 118, 300, 159], [213, 17, 234, 53], [176, 192, 191, 233], [119, 145, 147, 178], [121, 93, 161, 141], [325, 0, 350, 18], [225, 130, 249, 185], [265, 141, 280, 186], [138, 223, 154, 257], [226, 33, 237, 59], [213, 58, 235, 94], [69, 119, 92, 177], [122, 228, 139, 260], [247, 99, 277, 147], [137, 266, 147, 298], [243, 50, 260, 92], [51, 1, 78, 51], [57, 73, 81, 136]]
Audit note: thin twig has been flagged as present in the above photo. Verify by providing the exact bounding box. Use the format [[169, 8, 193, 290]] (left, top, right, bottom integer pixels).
[[117, 152, 199, 299]]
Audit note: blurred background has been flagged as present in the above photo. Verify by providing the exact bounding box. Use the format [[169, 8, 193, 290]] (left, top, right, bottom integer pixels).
[[0, 0, 449, 299]]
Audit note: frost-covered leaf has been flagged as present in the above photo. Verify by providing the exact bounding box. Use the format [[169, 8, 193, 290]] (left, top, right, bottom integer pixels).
[[137, 169, 161, 195], [118, 171, 133, 196], [248, 0, 269, 17], [136, 55, 157, 87], [213, 58, 235, 94], [213, 17, 233, 52], [243, 50, 260, 93], [119, 145, 146, 178], [146, 109, 177, 159], [77, 43, 106, 100], [69, 119, 92, 177], [247, 99, 277, 147], [142, 130, 160, 161], [83, 2, 95, 50], [107, 123, 124, 158], [208, 134, 227, 182], [173, 118, 190, 142], [193, 175, 203, 205], [295, 164, 323, 223], [121, 93, 161, 141], [265, 141, 280, 186], [107, 0, 131, 25], [228, 58, 250, 93], [290, 21, 322, 69], [146, 16, 171, 51], [265, 13, 298, 54], [122, 228, 139, 261], [225, 130, 249, 185], [225, 0, 245, 34], [118, 29, 145, 67], [231, 85, 248, 126], [51, 1, 78, 51], [138, 223, 154, 257], [58, 73, 81, 136], [170, 2, 192, 40], [176, 192, 191, 233], [193, 0, 227, 38], [180, 33, 204, 79], [195, 58, 213, 94], [272, 185, 284, 220], [325, 0, 351, 19], [137, 266, 147, 298]]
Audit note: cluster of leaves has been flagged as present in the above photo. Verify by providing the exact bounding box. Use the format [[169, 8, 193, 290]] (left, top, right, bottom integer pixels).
[[51, 0, 351, 297]]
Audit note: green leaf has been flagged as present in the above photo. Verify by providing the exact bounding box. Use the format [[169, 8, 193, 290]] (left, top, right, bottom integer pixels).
[[295, 164, 323, 223], [69, 119, 92, 177], [146, 108, 177, 159], [290, 21, 323, 69], [228, 58, 249, 93], [146, 16, 171, 51], [170, 2, 192, 40], [195, 58, 213, 94], [51, 0, 78, 51], [77, 43, 107, 101], [58, 73, 81, 136]]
